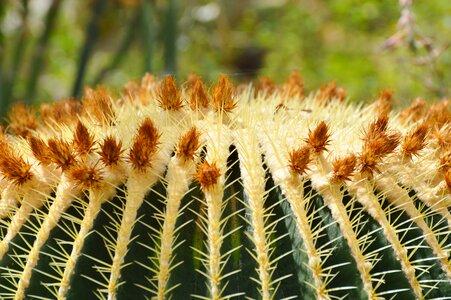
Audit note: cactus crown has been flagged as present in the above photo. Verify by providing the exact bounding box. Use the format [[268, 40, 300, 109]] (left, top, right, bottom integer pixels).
[[0, 72, 449, 300]]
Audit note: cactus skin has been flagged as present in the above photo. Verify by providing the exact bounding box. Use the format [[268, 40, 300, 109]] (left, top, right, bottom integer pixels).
[[0, 73, 450, 300]]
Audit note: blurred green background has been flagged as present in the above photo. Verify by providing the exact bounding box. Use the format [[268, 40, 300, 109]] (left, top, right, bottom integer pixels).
[[0, 0, 450, 117]]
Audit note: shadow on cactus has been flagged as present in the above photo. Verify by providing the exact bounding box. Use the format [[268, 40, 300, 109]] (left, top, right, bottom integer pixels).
[[0, 72, 449, 299]]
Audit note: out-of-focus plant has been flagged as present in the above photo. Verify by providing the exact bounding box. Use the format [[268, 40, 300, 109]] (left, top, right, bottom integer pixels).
[[0, 0, 449, 118], [0, 0, 175, 117], [382, 0, 449, 98]]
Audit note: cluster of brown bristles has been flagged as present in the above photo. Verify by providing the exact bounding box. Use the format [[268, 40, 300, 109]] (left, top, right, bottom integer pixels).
[[284, 84, 450, 189], [0, 71, 333, 191], [0, 71, 449, 193], [288, 109, 449, 188], [0, 121, 114, 190]]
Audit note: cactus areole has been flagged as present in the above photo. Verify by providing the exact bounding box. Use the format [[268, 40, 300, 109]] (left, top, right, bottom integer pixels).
[[0, 72, 449, 300]]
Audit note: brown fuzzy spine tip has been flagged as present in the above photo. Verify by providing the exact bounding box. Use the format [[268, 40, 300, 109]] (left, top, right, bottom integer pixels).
[[176, 127, 201, 161], [359, 116, 401, 175], [256, 77, 276, 95], [400, 98, 427, 123], [141, 72, 156, 89], [28, 136, 52, 165], [129, 118, 160, 172], [123, 73, 156, 105], [99, 136, 123, 166], [317, 81, 347, 103], [424, 100, 450, 129], [366, 114, 389, 138], [123, 80, 142, 102], [318, 81, 336, 103], [188, 78, 209, 111], [288, 146, 311, 175], [282, 70, 304, 98], [306, 121, 331, 153], [370, 132, 400, 158], [157, 75, 183, 111], [358, 151, 379, 175], [195, 161, 221, 190], [363, 131, 400, 158], [211, 75, 237, 112], [47, 138, 77, 171], [40, 98, 82, 124], [376, 88, 393, 116], [67, 163, 103, 190], [82, 86, 115, 125], [335, 87, 347, 102], [187, 73, 202, 89], [401, 122, 428, 159], [7, 103, 38, 137], [332, 154, 357, 182], [432, 125, 451, 149], [318, 81, 334, 103], [73, 121, 95, 156], [0, 145, 33, 186]]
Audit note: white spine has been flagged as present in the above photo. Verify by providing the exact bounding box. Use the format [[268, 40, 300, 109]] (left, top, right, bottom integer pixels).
[[155, 156, 196, 299], [348, 175, 424, 299], [374, 173, 451, 278], [236, 128, 273, 300], [260, 133, 330, 299], [311, 173, 378, 299], [201, 126, 231, 299], [14, 175, 77, 300], [107, 172, 158, 300], [108, 138, 173, 300]]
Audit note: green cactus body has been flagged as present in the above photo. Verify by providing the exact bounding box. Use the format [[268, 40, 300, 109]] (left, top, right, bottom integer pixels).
[[0, 74, 449, 300]]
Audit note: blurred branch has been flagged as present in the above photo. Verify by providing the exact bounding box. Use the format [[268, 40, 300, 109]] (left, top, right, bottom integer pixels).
[[383, 0, 448, 98], [93, 7, 140, 85], [162, 0, 177, 74], [24, 0, 63, 104], [0, 1, 6, 110], [1, 0, 29, 117], [72, 0, 106, 99], [141, 0, 155, 73]]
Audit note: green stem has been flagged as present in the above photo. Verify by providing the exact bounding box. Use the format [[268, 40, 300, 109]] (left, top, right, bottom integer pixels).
[[162, 0, 177, 75], [72, 0, 105, 99], [0, 1, 6, 107], [1, 0, 29, 117], [93, 8, 140, 85], [24, 0, 62, 104], [141, 0, 155, 73]]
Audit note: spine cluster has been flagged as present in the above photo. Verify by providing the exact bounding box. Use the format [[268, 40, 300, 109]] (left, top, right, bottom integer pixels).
[[0, 72, 449, 299]]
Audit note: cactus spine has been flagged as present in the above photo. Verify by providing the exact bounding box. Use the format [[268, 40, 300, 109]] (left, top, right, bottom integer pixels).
[[0, 73, 449, 299]]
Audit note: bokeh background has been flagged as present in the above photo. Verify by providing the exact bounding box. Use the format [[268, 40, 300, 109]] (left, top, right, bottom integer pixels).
[[0, 0, 450, 117]]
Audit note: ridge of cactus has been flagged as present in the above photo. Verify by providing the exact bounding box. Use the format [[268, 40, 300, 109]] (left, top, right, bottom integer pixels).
[[0, 72, 449, 300]]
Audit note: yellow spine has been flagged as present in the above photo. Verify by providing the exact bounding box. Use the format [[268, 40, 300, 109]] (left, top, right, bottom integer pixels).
[[15, 176, 77, 300], [348, 176, 424, 299], [236, 128, 272, 300], [155, 157, 196, 299]]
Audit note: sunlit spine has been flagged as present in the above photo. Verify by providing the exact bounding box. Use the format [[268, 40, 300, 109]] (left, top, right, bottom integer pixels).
[[154, 128, 201, 299]]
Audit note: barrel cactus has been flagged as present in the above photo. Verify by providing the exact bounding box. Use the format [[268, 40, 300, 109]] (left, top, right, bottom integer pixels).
[[0, 72, 449, 300]]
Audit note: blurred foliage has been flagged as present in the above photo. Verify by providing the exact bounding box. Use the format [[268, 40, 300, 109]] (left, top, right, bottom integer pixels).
[[0, 0, 449, 117]]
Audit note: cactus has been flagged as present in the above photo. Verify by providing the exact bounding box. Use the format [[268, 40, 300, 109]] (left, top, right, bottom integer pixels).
[[0, 72, 449, 300]]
